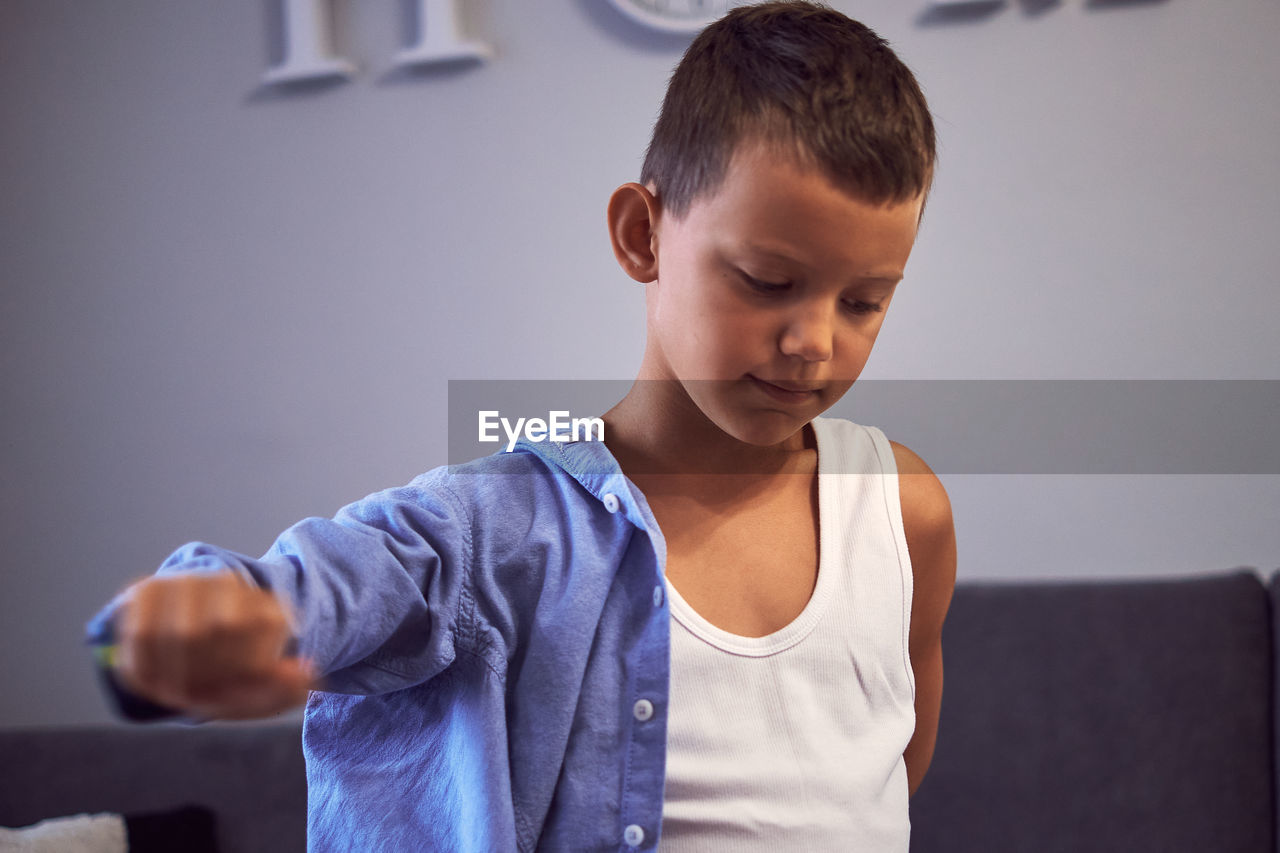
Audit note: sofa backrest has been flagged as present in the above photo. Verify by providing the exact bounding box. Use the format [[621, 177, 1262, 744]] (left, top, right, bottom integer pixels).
[[910, 570, 1276, 853]]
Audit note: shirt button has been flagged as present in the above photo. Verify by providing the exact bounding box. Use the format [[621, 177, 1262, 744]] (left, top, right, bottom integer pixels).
[[623, 824, 645, 847], [633, 699, 654, 722], [603, 492, 621, 513], [653, 585, 664, 607]]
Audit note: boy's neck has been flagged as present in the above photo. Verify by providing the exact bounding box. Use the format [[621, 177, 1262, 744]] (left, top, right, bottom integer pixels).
[[601, 381, 816, 480]]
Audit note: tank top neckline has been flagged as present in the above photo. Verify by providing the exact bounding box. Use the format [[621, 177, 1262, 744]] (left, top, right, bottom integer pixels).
[[662, 417, 839, 658]]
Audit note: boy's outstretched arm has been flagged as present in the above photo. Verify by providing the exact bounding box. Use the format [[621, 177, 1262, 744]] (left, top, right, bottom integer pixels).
[[88, 468, 479, 722], [891, 441, 958, 798]]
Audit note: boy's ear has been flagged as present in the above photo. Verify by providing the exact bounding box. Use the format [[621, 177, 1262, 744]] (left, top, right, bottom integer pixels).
[[607, 182, 661, 283]]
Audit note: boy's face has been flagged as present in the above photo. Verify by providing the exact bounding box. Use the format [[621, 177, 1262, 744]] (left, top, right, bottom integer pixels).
[[641, 142, 923, 449]]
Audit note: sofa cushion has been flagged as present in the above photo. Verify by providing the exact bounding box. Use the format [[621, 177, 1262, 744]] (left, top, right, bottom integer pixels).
[[910, 570, 1274, 853], [0, 722, 303, 853]]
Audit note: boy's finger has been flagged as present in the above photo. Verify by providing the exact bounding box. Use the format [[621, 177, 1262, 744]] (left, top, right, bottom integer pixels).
[[116, 580, 172, 698]]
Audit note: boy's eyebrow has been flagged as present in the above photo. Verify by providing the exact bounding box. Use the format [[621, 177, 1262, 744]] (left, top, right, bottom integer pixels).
[[742, 243, 802, 266], [741, 243, 904, 284]]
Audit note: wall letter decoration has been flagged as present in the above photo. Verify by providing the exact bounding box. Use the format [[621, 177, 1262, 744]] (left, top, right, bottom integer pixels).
[[395, 0, 492, 67], [262, 0, 356, 85]]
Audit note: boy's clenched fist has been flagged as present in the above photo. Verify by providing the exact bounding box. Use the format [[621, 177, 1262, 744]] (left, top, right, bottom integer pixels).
[[115, 572, 315, 720]]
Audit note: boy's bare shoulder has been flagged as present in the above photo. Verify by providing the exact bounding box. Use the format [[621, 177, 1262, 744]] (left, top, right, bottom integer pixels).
[[888, 440, 956, 600], [889, 440, 953, 537]]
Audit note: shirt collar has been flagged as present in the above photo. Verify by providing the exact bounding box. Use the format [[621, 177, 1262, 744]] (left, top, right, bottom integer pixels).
[[514, 436, 661, 537]]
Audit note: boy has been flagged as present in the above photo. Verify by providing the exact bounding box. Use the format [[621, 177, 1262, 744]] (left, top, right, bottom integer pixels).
[[88, 3, 955, 850]]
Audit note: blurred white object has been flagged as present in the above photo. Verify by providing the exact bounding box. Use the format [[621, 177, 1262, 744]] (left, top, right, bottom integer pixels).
[[0, 813, 126, 853]]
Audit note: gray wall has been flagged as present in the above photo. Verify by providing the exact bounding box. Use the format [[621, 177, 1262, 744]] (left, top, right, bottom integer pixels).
[[2, 0, 1277, 727]]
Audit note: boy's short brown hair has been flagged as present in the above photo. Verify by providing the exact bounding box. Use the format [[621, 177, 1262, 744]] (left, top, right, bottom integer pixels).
[[640, 1, 936, 218]]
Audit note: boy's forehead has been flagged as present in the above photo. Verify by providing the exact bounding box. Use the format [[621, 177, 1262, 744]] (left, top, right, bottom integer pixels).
[[661, 142, 922, 280]]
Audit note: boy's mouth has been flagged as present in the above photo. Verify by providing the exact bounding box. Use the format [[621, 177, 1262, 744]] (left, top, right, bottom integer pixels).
[[748, 375, 821, 404]]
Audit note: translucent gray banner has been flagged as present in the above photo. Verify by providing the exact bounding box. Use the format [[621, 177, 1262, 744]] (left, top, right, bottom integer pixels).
[[447, 380, 1280, 475]]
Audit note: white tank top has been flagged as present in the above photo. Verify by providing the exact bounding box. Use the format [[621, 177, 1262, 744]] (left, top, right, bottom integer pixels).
[[659, 417, 915, 852]]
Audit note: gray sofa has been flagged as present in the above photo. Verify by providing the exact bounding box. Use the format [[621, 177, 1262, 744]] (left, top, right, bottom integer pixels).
[[912, 568, 1275, 852], [1, 569, 1273, 852]]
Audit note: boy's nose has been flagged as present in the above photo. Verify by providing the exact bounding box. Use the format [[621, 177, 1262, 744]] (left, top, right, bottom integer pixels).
[[778, 305, 834, 363]]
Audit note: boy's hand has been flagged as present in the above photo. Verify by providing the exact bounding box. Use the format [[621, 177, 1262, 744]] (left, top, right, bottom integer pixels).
[[114, 572, 316, 720]]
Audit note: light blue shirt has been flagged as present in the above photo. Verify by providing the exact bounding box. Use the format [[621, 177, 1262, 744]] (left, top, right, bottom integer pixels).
[[88, 436, 671, 852]]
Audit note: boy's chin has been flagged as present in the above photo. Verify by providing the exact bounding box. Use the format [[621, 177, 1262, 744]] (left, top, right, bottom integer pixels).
[[707, 410, 814, 452]]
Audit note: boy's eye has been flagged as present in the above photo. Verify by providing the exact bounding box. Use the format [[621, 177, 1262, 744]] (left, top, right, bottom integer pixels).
[[740, 271, 885, 315], [844, 299, 883, 315], [741, 273, 790, 293]]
